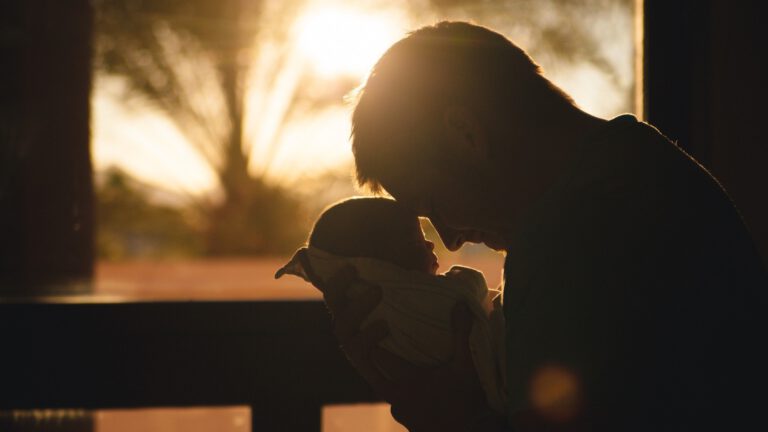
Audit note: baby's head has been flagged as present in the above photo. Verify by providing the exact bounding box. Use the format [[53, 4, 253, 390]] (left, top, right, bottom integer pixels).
[[309, 197, 439, 274]]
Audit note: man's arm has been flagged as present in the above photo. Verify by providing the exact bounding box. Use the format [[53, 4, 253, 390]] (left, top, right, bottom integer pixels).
[[318, 267, 510, 432]]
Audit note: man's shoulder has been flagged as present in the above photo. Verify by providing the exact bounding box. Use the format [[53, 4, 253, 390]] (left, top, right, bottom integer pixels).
[[504, 114, 765, 289], [566, 116, 738, 224]]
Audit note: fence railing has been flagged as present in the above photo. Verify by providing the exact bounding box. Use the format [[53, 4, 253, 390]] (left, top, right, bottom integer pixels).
[[0, 300, 379, 431]]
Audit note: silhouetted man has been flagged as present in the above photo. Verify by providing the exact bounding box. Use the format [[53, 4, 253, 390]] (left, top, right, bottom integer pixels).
[[319, 22, 767, 432]]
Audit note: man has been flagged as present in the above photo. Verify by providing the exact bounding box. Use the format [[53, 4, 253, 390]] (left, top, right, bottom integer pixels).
[[319, 22, 767, 431]]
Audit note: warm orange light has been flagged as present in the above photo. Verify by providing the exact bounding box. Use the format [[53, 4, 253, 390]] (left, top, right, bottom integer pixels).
[[294, 5, 404, 78], [529, 364, 582, 422]]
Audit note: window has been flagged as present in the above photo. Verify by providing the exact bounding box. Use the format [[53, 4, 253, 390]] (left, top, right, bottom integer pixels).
[[1, 1, 641, 431], [89, 0, 639, 300]]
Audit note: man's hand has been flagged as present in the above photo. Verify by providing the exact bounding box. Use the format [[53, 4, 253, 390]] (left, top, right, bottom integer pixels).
[[319, 266, 505, 431], [316, 266, 388, 369], [369, 304, 505, 432]]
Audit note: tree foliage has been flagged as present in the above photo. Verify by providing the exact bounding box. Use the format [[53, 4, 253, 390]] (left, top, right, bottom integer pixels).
[[96, 168, 204, 259], [91, 0, 636, 257], [93, 0, 313, 255]]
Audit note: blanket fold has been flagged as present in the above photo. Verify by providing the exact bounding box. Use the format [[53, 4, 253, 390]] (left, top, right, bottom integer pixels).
[[276, 247, 507, 413]]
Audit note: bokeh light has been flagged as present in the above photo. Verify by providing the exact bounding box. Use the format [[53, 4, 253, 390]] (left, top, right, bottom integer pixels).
[[529, 364, 582, 423]]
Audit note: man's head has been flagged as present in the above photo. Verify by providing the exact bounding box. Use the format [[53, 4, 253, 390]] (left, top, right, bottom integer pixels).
[[350, 21, 576, 251], [309, 197, 439, 274]]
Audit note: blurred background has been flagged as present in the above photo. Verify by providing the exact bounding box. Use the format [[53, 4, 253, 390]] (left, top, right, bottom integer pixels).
[[88, 0, 638, 300], [4, 0, 768, 431], [0, 1, 640, 431], [91, 0, 642, 432]]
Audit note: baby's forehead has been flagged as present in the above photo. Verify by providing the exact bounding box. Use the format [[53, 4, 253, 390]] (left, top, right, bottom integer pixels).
[[318, 197, 421, 239]]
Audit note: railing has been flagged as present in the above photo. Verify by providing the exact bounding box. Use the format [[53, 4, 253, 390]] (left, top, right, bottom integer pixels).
[[0, 300, 379, 431]]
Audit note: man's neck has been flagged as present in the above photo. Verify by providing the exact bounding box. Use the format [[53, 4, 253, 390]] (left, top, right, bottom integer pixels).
[[493, 107, 607, 240]]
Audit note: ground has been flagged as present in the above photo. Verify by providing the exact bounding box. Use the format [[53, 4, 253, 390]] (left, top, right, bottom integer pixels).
[[95, 255, 505, 300]]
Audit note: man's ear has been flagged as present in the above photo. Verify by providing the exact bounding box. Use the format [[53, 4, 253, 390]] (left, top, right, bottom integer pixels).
[[442, 105, 489, 159]]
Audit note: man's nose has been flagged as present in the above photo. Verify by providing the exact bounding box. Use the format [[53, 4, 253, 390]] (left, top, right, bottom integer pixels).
[[432, 219, 465, 251]]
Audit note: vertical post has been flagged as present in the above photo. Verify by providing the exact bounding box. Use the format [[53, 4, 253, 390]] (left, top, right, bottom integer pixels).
[[644, 0, 768, 263], [0, 0, 94, 295], [704, 2, 768, 263], [643, 0, 712, 166]]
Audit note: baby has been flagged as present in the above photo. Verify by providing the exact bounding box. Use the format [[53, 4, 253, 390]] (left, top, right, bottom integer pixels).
[[275, 196, 506, 413], [303, 195, 439, 274]]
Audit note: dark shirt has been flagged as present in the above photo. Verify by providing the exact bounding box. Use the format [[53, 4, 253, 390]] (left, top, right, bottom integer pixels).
[[502, 115, 767, 431]]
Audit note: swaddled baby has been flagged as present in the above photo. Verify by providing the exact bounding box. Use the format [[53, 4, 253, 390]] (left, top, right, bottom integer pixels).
[[275, 197, 506, 413]]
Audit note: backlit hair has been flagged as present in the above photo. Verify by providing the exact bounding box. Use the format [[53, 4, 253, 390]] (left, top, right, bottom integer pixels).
[[351, 21, 574, 193]]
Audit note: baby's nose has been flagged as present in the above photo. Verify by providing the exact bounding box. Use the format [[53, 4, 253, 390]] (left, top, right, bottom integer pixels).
[[426, 240, 435, 250]]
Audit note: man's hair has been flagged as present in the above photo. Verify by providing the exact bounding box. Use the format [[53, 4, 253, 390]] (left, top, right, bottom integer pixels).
[[309, 197, 418, 267], [351, 21, 574, 193]]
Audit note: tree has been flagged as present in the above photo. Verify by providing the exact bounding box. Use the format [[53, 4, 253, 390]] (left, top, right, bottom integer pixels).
[[93, 0, 316, 255], [96, 168, 204, 259], [422, 0, 637, 113], [92, 0, 636, 256]]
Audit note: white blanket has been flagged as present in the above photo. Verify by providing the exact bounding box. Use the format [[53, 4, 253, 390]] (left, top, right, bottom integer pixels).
[[275, 247, 507, 413]]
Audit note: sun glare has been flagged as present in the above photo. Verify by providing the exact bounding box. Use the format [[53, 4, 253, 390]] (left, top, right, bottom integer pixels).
[[294, 5, 404, 77]]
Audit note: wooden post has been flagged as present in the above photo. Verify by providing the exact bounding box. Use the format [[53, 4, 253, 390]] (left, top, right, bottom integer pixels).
[[0, 0, 94, 294], [644, 0, 768, 263]]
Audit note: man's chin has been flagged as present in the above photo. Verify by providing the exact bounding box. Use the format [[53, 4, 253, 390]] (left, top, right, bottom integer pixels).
[[480, 237, 507, 252], [482, 242, 505, 252], [430, 261, 440, 274]]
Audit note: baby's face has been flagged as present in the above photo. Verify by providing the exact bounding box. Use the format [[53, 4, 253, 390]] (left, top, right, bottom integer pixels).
[[394, 219, 440, 275]]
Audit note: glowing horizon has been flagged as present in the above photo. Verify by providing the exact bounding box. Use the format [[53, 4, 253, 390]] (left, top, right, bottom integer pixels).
[[91, 0, 637, 198]]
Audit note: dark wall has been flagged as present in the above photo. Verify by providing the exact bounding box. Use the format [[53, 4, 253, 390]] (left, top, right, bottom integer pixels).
[[706, 2, 768, 265], [645, 0, 768, 264], [0, 0, 94, 294], [0, 301, 377, 431]]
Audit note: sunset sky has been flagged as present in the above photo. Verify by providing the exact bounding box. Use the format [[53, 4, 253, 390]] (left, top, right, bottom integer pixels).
[[91, 0, 637, 198]]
